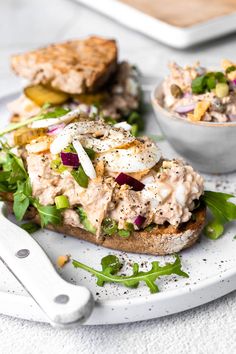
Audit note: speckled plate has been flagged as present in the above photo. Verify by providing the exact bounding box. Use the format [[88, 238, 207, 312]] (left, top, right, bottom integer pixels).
[[0, 92, 236, 326]]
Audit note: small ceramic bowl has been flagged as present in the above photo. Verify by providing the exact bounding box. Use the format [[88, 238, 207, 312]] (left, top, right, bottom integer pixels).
[[151, 82, 236, 174]]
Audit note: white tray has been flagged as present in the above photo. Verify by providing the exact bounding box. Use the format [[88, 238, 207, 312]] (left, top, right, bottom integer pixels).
[[76, 0, 236, 48], [0, 92, 236, 326]]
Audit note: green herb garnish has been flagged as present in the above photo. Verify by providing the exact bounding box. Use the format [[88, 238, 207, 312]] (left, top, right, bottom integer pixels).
[[191, 72, 227, 94], [226, 65, 236, 74], [102, 218, 118, 236], [31, 199, 61, 227], [55, 195, 70, 210], [144, 223, 156, 231], [84, 147, 96, 160], [118, 229, 130, 238], [77, 207, 96, 234], [202, 191, 236, 239], [20, 222, 40, 234], [131, 124, 138, 137], [71, 165, 89, 188], [72, 254, 188, 294], [103, 116, 116, 125], [0, 106, 70, 137], [127, 111, 144, 132], [13, 178, 32, 221], [118, 222, 134, 238], [0, 145, 61, 226]]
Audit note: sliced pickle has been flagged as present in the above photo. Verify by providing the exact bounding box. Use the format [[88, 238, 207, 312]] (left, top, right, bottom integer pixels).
[[73, 92, 109, 105], [24, 85, 69, 106], [14, 127, 47, 146]]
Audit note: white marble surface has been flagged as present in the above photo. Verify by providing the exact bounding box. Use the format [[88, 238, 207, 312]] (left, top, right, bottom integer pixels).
[[0, 0, 236, 353]]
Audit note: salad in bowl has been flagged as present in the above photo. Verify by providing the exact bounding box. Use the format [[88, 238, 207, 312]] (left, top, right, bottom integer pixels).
[[162, 60, 236, 123], [151, 60, 236, 173]]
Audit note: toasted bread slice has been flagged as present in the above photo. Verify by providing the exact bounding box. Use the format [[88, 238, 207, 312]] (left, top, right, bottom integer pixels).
[[3, 193, 206, 255], [11, 36, 118, 94]]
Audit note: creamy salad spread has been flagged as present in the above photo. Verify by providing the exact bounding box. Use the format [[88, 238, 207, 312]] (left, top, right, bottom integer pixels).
[[8, 62, 141, 123], [162, 60, 236, 122], [5, 108, 204, 239]]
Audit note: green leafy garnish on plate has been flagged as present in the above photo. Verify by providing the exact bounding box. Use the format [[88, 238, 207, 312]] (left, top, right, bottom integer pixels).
[[13, 178, 32, 221], [202, 191, 236, 240], [33, 199, 61, 227], [20, 222, 40, 234], [72, 254, 188, 294], [0, 145, 61, 227]]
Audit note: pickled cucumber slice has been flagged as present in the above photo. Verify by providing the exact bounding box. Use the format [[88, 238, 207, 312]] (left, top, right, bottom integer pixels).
[[14, 127, 47, 146], [24, 85, 69, 106]]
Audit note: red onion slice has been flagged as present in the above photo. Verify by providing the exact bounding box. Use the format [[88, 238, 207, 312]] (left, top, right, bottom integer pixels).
[[115, 173, 145, 191], [175, 103, 196, 114], [60, 152, 80, 167], [47, 123, 65, 135], [183, 92, 192, 99], [134, 215, 146, 228]]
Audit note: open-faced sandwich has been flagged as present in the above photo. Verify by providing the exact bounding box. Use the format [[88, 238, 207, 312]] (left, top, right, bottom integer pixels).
[[0, 105, 206, 256], [8, 36, 143, 134]]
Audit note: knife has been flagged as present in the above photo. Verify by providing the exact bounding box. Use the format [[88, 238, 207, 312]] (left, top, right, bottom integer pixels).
[[0, 202, 94, 328]]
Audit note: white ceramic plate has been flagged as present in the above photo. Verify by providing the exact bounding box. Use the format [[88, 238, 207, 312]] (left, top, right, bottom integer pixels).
[[75, 0, 236, 48], [0, 92, 236, 326]]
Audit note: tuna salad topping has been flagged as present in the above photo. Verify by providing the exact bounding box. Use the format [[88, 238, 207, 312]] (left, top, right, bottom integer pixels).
[[162, 60, 236, 122], [0, 108, 204, 239], [7, 61, 143, 130]]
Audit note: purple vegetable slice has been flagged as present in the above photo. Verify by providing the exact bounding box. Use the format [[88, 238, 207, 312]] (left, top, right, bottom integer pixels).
[[134, 215, 146, 228], [60, 151, 80, 167], [115, 173, 145, 191]]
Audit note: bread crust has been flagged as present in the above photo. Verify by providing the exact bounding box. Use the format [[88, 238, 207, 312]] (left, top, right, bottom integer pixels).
[[11, 36, 118, 94], [3, 194, 206, 255]]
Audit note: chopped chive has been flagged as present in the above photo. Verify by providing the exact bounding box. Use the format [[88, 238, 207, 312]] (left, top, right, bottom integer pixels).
[[55, 195, 70, 209]]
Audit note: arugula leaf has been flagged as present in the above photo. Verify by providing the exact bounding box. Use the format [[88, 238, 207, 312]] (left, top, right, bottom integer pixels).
[[32, 199, 62, 227], [1, 148, 27, 186], [191, 72, 227, 94], [101, 255, 122, 273], [72, 255, 188, 294], [39, 107, 69, 119], [127, 111, 144, 131], [226, 65, 236, 74], [13, 178, 32, 221], [103, 116, 116, 125], [20, 222, 40, 234], [77, 207, 96, 234], [191, 75, 206, 94], [202, 191, 236, 239], [0, 106, 70, 137], [0, 145, 62, 227]]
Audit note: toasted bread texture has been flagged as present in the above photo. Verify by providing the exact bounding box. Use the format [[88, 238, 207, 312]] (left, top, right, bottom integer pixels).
[[3, 194, 206, 255], [11, 36, 118, 94]]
